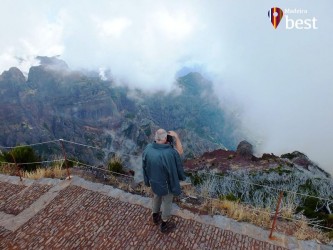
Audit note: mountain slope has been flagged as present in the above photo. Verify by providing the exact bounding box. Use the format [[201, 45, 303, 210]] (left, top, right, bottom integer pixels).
[[0, 57, 238, 164]]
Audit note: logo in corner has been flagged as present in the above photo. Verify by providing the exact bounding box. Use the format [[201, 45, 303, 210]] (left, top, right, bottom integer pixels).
[[268, 7, 284, 29]]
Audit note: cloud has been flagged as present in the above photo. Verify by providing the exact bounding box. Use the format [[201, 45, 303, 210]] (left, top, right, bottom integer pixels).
[[1, 0, 333, 175], [96, 17, 132, 38]]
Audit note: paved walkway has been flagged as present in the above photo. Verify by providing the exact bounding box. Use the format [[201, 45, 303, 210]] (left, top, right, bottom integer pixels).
[[0, 174, 329, 249]]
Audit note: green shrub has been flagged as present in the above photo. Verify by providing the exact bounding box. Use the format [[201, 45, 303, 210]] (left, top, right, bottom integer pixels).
[[3, 146, 40, 172], [220, 193, 239, 202], [188, 173, 204, 185], [264, 166, 292, 175], [108, 156, 123, 174], [298, 179, 317, 196], [63, 159, 75, 168]]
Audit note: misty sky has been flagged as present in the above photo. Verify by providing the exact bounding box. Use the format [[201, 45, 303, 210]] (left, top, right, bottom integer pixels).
[[1, 0, 333, 175]]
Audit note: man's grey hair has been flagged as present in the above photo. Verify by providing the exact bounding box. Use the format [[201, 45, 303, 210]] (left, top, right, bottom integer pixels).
[[155, 129, 167, 142]]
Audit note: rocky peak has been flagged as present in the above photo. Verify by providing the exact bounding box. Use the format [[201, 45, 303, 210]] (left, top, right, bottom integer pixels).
[[280, 151, 330, 177], [236, 140, 253, 159], [36, 56, 69, 70], [178, 72, 213, 96], [0, 67, 26, 84], [281, 151, 313, 167]]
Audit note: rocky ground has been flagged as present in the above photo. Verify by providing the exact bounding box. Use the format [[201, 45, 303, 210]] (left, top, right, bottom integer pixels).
[[184, 141, 331, 178]]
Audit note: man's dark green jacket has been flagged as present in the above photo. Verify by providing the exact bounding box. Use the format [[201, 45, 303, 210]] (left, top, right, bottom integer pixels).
[[142, 143, 186, 196]]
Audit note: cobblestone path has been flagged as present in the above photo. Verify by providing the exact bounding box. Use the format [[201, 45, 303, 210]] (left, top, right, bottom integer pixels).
[[0, 182, 26, 202], [0, 183, 52, 215], [0, 226, 11, 241], [0, 184, 288, 249]]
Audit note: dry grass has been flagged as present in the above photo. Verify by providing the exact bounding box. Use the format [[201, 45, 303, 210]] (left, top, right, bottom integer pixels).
[[280, 194, 297, 220], [250, 208, 272, 228], [181, 183, 197, 197], [280, 206, 295, 220], [23, 165, 65, 180], [209, 197, 330, 243], [0, 163, 16, 175], [294, 219, 312, 240], [108, 174, 120, 185], [294, 218, 330, 243], [134, 183, 153, 197], [210, 198, 272, 228], [53, 165, 65, 178], [23, 168, 46, 179], [118, 182, 129, 191]]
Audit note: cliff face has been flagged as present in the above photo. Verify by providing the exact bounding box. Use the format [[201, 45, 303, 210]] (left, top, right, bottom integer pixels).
[[0, 57, 239, 165]]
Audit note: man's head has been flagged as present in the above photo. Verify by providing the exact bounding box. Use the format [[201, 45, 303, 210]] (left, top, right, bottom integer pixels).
[[155, 129, 167, 144]]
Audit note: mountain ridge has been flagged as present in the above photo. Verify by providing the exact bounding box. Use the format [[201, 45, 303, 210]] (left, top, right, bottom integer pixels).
[[0, 56, 330, 179], [0, 57, 239, 166]]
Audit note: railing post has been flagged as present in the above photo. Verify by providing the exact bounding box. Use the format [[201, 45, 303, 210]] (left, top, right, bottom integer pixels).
[[269, 191, 284, 240], [10, 152, 22, 181], [59, 139, 71, 180]]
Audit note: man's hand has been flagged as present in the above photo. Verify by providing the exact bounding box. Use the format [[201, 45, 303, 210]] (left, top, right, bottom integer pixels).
[[168, 130, 179, 138], [168, 131, 183, 155]]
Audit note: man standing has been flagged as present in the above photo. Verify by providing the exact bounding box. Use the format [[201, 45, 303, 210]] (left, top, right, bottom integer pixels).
[[142, 129, 186, 233]]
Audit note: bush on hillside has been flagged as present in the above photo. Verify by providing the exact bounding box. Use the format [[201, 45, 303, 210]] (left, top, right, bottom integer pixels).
[[2, 146, 40, 172], [108, 155, 123, 174]]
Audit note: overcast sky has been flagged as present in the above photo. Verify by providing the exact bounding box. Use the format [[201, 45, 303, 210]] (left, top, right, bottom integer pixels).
[[1, 0, 333, 175]]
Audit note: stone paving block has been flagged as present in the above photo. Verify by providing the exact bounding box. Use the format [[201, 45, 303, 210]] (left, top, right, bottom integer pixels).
[[173, 206, 199, 221], [107, 188, 125, 198], [117, 192, 134, 203], [320, 244, 333, 250], [21, 178, 35, 186], [0, 175, 23, 185], [0, 174, 12, 183], [126, 194, 147, 206], [0, 174, 32, 187], [287, 237, 299, 250], [229, 220, 244, 234], [36, 178, 62, 186], [69, 175, 87, 186], [242, 222, 270, 241], [213, 215, 232, 230], [71, 176, 98, 191], [299, 240, 320, 250], [132, 195, 151, 208], [97, 185, 113, 196]]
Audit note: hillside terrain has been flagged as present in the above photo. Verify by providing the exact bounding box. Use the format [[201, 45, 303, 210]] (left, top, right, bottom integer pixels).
[[0, 56, 240, 164]]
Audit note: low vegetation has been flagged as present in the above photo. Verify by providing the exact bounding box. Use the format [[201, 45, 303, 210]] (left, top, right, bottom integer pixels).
[[107, 155, 124, 174], [0, 146, 40, 172], [189, 168, 333, 242], [23, 164, 65, 179]]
